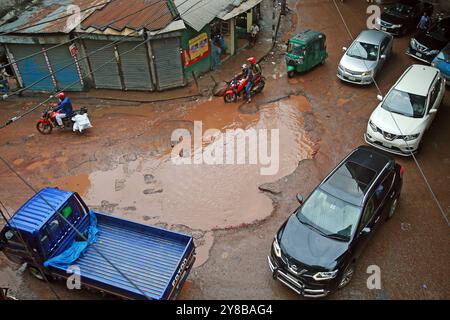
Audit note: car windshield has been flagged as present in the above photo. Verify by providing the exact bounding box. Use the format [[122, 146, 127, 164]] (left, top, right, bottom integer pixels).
[[382, 89, 427, 118], [385, 3, 413, 17], [346, 41, 379, 61], [436, 47, 450, 62], [287, 42, 305, 56], [296, 189, 361, 241]]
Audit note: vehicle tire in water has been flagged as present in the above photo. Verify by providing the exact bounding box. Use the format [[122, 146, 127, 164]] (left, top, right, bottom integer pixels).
[[387, 196, 399, 220], [36, 122, 52, 134], [288, 70, 295, 78], [224, 92, 237, 103], [28, 265, 45, 281], [338, 263, 355, 289]]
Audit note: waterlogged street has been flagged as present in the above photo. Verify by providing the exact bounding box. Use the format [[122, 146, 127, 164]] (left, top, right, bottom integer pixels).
[[0, 0, 449, 300]]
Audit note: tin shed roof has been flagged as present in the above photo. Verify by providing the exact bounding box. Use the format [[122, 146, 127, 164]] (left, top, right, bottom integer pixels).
[[9, 188, 74, 234], [0, 0, 108, 34], [175, 0, 261, 32], [81, 0, 174, 32]]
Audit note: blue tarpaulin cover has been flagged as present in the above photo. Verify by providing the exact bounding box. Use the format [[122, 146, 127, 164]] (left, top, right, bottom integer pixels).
[[44, 210, 98, 268]]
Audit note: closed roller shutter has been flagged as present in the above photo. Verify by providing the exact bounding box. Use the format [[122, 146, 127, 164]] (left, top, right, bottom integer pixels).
[[152, 37, 185, 90], [117, 42, 153, 91], [84, 40, 122, 89], [45, 45, 83, 91], [8, 44, 54, 91]]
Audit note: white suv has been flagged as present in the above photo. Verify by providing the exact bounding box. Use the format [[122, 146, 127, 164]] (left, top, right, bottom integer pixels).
[[365, 64, 446, 156]]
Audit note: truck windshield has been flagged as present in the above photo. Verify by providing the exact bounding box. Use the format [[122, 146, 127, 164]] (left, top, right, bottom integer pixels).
[[288, 42, 305, 56]]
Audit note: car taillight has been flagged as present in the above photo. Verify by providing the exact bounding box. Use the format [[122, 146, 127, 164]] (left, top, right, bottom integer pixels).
[[400, 165, 405, 178]]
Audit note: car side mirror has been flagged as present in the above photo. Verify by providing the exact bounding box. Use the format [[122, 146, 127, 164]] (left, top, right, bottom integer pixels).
[[361, 227, 371, 235], [380, 54, 386, 60], [377, 95, 383, 102], [342, 47, 347, 52], [429, 109, 437, 114], [296, 193, 304, 204]]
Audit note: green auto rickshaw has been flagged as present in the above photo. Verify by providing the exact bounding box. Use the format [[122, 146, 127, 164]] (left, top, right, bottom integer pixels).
[[286, 29, 328, 78]]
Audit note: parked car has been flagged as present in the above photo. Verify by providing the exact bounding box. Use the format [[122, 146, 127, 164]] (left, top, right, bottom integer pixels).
[[375, 0, 433, 36], [337, 30, 393, 85], [431, 42, 450, 83], [406, 17, 450, 63], [0, 188, 196, 300], [268, 146, 404, 298], [365, 64, 446, 155]]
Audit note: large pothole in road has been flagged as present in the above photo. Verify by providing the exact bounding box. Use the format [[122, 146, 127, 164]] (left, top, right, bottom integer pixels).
[[66, 96, 319, 267]]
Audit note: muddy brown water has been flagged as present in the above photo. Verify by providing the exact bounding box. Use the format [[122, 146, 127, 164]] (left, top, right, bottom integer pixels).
[[85, 96, 314, 229]]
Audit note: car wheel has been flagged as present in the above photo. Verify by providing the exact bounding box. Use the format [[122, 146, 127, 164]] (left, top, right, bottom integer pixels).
[[28, 265, 45, 281], [387, 196, 399, 220], [288, 70, 295, 78], [338, 263, 355, 289]]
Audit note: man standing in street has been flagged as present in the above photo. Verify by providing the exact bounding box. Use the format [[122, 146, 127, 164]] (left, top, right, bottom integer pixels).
[[417, 12, 430, 31]]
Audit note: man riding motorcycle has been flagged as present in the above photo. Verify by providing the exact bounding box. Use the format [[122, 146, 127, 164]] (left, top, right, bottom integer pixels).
[[53, 92, 73, 128], [239, 64, 254, 103], [247, 56, 262, 76]]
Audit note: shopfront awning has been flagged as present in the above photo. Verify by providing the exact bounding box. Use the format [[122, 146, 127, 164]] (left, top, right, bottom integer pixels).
[[219, 0, 263, 21]]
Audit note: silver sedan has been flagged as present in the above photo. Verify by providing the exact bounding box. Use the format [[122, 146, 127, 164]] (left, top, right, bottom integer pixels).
[[337, 30, 394, 85]]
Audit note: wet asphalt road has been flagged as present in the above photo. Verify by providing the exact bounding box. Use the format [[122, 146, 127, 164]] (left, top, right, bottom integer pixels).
[[0, 0, 449, 300]]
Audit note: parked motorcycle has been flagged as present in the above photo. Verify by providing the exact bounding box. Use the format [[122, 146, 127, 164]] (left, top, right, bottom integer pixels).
[[36, 106, 91, 135], [223, 74, 265, 103]]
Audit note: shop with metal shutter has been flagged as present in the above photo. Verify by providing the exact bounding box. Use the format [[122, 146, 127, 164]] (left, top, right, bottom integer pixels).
[[45, 44, 84, 91], [84, 39, 122, 90], [152, 37, 185, 90], [7, 44, 55, 92], [117, 41, 154, 91]]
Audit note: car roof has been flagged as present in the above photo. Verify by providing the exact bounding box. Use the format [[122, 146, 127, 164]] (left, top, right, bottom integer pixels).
[[356, 30, 388, 45], [320, 146, 393, 206], [8, 188, 74, 234], [395, 64, 439, 96]]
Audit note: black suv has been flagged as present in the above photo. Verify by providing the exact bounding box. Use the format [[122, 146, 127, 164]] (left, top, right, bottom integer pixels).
[[407, 17, 450, 63], [377, 0, 433, 36], [268, 146, 403, 298]]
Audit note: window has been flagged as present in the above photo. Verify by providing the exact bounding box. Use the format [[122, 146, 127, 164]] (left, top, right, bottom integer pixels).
[[428, 78, 442, 111], [381, 38, 389, 54], [346, 41, 379, 61], [361, 196, 376, 227], [382, 89, 427, 118], [374, 172, 394, 208]]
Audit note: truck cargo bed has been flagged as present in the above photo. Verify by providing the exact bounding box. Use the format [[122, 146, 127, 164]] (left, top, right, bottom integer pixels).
[[52, 213, 194, 300]]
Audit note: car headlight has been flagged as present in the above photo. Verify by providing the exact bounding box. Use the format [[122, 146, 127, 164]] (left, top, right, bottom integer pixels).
[[369, 120, 378, 132], [362, 70, 373, 77], [273, 237, 281, 257], [403, 133, 420, 141], [410, 39, 417, 49], [313, 270, 339, 281], [428, 50, 439, 55], [391, 24, 402, 28]]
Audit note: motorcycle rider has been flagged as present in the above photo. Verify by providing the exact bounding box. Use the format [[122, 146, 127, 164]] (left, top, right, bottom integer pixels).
[[240, 64, 254, 103], [53, 92, 73, 128], [247, 56, 262, 76]]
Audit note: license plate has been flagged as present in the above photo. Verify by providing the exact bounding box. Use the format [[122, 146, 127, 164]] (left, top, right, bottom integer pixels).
[[348, 76, 356, 81], [416, 52, 422, 57]]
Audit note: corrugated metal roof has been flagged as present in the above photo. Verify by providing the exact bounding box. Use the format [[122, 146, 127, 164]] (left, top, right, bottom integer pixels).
[[81, 0, 173, 32], [9, 188, 74, 234], [219, 0, 263, 20], [174, 0, 258, 32], [0, 0, 108, 34]]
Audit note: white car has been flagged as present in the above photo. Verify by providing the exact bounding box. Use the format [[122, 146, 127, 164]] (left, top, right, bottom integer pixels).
[[365, 64, 446, 156]]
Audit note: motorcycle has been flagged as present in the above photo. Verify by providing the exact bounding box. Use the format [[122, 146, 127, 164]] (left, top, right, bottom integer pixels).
[[36, 106, 91, 135], [223, 73, 265, 103]]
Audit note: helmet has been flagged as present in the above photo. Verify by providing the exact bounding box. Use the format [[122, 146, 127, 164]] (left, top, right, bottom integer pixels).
[[57, 92, 65, 100], [242, 64, 248, 70], [247, 57, 256, 65]]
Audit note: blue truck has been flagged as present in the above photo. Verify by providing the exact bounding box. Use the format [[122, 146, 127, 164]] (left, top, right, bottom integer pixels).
[[0, 188, 196, 300]]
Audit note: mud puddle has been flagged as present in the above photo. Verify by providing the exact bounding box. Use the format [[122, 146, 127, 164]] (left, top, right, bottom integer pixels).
[[81, 96, 318, 266]]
